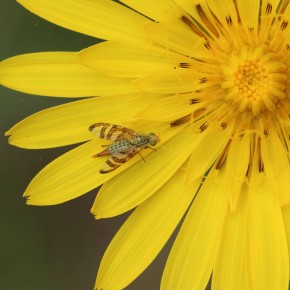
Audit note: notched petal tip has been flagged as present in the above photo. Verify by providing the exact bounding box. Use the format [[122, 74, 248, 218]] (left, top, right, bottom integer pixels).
[[4, 132, 10, 137], [5, 135, 30, 148], [24, 195, 32, 205], [7, 136, 15, 146], [90, 209, 100, 220]]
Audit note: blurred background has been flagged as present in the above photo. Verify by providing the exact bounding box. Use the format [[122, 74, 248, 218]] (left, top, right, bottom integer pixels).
[[0, 1, 177, 289]]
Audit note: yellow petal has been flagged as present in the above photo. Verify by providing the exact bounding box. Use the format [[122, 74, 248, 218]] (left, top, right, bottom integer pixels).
[[174, 0, 219, 38], [282, 204, 290, 277], [260, 130, 290, 205], [281, 1, 290, 22], [161, 169, 228, 290], [120, 0, 175, 21], [24, 121, 180, 205], [226, 134, 250, 211], [79, 42, 189, 78], [204, 0, 239, 27], [259, 0, 281, 40], [235, 0, 259, 33], [0, 52, 137, 97], [95, 169, 199, 290], [186, 126, 229, 184], [6, 93, 161, 149], [17, 0, 149, 42], [92, 125, 196, 218], [247, 174, 289, 290], [134, 68, 206, 94], [145, 22, 209, 59], [24, 139, 117, 205], [280, 0, 290, 13], [131, 94, 194, 122], [212, 184, 249, 290]]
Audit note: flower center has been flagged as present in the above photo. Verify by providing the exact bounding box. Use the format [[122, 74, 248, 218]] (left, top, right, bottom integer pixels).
[[221, 45, 288, 116]]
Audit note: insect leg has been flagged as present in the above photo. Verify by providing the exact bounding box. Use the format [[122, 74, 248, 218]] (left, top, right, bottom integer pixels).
[[147, 146, 157, 152], [137, 151, 146, 163]]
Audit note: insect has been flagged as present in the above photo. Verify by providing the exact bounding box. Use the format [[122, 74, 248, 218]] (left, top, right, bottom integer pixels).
[[89, 122, 160, 174]]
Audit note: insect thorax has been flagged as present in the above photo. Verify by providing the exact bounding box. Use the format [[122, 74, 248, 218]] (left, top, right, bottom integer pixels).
[[108, 139, 133, 154], [130, 135, 151, 146], [108, 135, 150, 155]]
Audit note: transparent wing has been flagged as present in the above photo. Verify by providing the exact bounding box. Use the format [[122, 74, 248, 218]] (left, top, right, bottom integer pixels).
[[99, 150, 139, 174], [89, 122, 138, 141]]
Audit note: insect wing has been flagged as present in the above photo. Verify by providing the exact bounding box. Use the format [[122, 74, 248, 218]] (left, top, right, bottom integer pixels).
[[99, 150, 139, 174], [89, 123, 138, 141]]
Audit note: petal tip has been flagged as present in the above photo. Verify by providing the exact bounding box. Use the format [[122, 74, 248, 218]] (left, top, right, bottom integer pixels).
[[4, 130, 11, 137], [90, 208, 99, 220], [25, 196, 32, 205]]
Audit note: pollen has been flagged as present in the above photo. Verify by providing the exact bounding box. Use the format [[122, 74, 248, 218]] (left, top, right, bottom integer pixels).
[[221, 45, 288, 116]]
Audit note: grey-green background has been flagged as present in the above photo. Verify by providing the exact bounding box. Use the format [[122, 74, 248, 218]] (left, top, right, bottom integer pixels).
[[0, 1, 176, 289]]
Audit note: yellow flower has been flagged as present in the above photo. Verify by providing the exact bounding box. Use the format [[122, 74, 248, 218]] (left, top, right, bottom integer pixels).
[[1, 0, 290, 289]]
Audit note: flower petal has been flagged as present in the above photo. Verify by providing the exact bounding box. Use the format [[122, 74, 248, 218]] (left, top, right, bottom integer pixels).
[[6, 93, 161, 149], [235, 0, 260, 33], [17, 0, 150, 42], [134, 68, 206, 94], [23, 139, 114, 205], [161, 169, 228, 290], [92, 125, 196, 218], [145, 21, 210, 59], [0, 52, 137, 97], [186, 126, 230, 184], [203, 0, 239, 27], [212, 184, 249, 290], [79, 42, 189, 78], [131, 94, 194, 122], [259, 0, 282, 39], [24, 120, 181, 205], [282, 204, 290, 277], [95, 169, 199, 290], [175, 0, 220, 38], [247, 174, 289, 290], [261, 130, 290, 205], [226, 134, 250, 211], [120, 0, 175, 21]]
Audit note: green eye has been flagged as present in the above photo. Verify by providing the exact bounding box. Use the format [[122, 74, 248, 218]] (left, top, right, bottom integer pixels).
[[148, 133, 159, 146]]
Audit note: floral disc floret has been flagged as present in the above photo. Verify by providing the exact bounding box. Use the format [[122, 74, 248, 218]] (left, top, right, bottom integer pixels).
[[221, 45, 288, 116]]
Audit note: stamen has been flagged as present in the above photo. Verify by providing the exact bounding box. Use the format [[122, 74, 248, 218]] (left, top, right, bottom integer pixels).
[[180, 63, 190, 68], [204, 41, 212, 50], [199, 77, 208, 83], [221, 122, 228, 129], [266, 3, 272, 15], [170, 114, 191, 126], [257, 138, 264, 172], [200, 123, 208, 132], [281, 21, 288, 31], [181, 15, 205, 37], [196, 4, 219, 37], [226, 16, 233, 26], [190, 99, 201, 104], [216, 140, 231, 169]]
